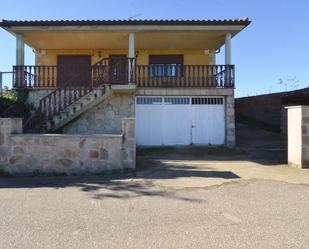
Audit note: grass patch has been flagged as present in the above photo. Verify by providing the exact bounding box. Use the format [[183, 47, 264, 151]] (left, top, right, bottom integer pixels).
[[137, 145, 247, 157], [236, 113, 281, 133]]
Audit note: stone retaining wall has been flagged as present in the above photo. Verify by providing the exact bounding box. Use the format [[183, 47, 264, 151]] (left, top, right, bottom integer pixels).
[[0, 118, 136, 176]]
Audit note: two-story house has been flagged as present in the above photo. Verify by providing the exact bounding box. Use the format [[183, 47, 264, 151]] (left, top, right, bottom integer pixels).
[[0, 19, 250, 147]]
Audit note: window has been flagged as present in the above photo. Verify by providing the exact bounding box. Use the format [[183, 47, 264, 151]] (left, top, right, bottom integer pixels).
[[191, 97, 224, 105], [149, 55, 183, 77], [164, 97, 190, 105], [136, 97, 162, 105]]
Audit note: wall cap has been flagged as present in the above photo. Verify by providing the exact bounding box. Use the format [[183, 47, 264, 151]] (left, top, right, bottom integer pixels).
[[284, 105, 309, 109]]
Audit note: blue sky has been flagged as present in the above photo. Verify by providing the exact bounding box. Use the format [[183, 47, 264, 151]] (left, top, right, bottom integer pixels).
[[0, 0, 308, 97]]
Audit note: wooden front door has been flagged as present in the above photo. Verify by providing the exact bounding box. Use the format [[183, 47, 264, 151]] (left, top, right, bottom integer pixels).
[[109, 55, 128, 84], [57, 55, 91, 87]]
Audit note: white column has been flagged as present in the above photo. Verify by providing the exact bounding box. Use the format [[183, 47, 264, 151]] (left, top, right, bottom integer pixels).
[[16, 34, 25, 66], [128, 33, 135, 58], [225, 33, 231, 65], [128, 33, 135, 83]]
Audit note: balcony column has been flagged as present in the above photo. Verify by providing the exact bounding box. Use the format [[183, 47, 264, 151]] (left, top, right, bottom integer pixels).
[[225, 33, 231, 65], [16, 34, 25, 88], [128, 33, 135, 83], [16, 34, 25, 66], [224, 32, 233, 87]]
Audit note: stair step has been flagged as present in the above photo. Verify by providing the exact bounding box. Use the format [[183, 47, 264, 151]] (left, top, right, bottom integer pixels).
[[60, 111, 69, 119], [72, 102, 83, 108], [40, 85, 108, 131], [53, 115, 61, 124], [85, 95, 94, 101], [46, 120, 53, 130]]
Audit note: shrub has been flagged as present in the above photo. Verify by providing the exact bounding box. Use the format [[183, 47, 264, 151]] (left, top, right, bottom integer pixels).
[[0, 90, 35, 119]]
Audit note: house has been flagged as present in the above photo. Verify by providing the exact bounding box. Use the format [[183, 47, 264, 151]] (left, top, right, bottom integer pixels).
[[0, 19, 250, 175]]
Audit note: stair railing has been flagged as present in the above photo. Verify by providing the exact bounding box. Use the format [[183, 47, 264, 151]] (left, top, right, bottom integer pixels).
[[23, 58, 110, 131], [23, 57, 136, 132]]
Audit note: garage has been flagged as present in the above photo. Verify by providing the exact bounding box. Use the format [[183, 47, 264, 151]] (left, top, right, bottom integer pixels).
[[136, 96, 225, 146]]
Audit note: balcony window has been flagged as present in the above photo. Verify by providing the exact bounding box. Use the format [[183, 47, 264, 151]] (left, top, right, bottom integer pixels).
[[149, 55, 183, 78]]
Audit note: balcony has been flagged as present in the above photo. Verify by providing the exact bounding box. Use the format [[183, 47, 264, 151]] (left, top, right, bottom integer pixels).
[[12, 59, 235, 89]]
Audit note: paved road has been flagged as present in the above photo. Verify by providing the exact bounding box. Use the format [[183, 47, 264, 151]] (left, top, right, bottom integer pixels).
[[0, 177, 308, 249], [0, 124, 308, 249]]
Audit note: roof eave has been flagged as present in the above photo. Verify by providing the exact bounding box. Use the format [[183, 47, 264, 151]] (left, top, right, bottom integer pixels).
[[0, 18, 251, 28]]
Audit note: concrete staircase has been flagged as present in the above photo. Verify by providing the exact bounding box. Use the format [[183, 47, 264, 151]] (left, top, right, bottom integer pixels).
[[46, 85, 112, 132], [23, 83, 136, 133]]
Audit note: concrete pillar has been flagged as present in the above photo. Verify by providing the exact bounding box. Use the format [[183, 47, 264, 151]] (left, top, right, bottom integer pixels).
[[225, 33, 231, 65], [128, 33, 135, 83], [121, 118, 136, 169], [225, 95, 236, 147], [286, 106, 309, 169], [128, 33, 135, 58], [15, 34, 25, 88], [16, 34, 25, 66]]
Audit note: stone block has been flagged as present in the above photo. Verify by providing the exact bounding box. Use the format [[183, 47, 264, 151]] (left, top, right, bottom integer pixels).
[[89, 150, 99, 159], [0, 134, 5, 145], [13, 146, 25, 155], [0, 145, 12, 158], [9, 155, 23, 164], [100, 148, 108, 160], [302, 107, 309, 117], [58, 158, 74, 168]]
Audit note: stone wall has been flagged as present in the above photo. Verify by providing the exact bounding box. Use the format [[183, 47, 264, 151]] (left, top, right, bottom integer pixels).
[[0, 118, 136, 176], [63, 92, 135, 134], [27, 89, 54, 109], [225, 95, 235, 147], [286, 106, 309, 169]]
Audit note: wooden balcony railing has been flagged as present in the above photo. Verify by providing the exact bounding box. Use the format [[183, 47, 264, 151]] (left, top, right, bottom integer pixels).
[[12, 58, 136, 89], [13, 65, 57, 88], [13, 63, 234, 89], [136, 64, 234, 88]]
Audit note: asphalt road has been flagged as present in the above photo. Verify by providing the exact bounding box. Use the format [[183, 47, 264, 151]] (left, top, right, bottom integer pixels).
[[0, 124, 308, 249], [0, 177, 308, 249]]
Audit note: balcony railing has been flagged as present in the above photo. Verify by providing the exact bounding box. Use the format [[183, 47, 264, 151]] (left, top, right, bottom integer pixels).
[[13, 65, 57, 88], [136, 64, 234, 88], [13, 62, 234, 89]]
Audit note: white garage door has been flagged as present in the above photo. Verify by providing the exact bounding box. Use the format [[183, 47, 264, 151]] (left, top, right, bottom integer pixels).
[[136, 96, 225, 146]]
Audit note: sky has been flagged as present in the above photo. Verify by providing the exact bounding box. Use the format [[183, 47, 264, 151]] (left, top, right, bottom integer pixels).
[[0, 0, 308, 97]]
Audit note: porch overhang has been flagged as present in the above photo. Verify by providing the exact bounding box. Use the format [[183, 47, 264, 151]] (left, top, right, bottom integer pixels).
[[0, 19, 250, 50]]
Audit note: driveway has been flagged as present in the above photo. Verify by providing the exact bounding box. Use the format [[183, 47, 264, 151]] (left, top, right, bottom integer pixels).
[[0, 124, 308, 249]]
